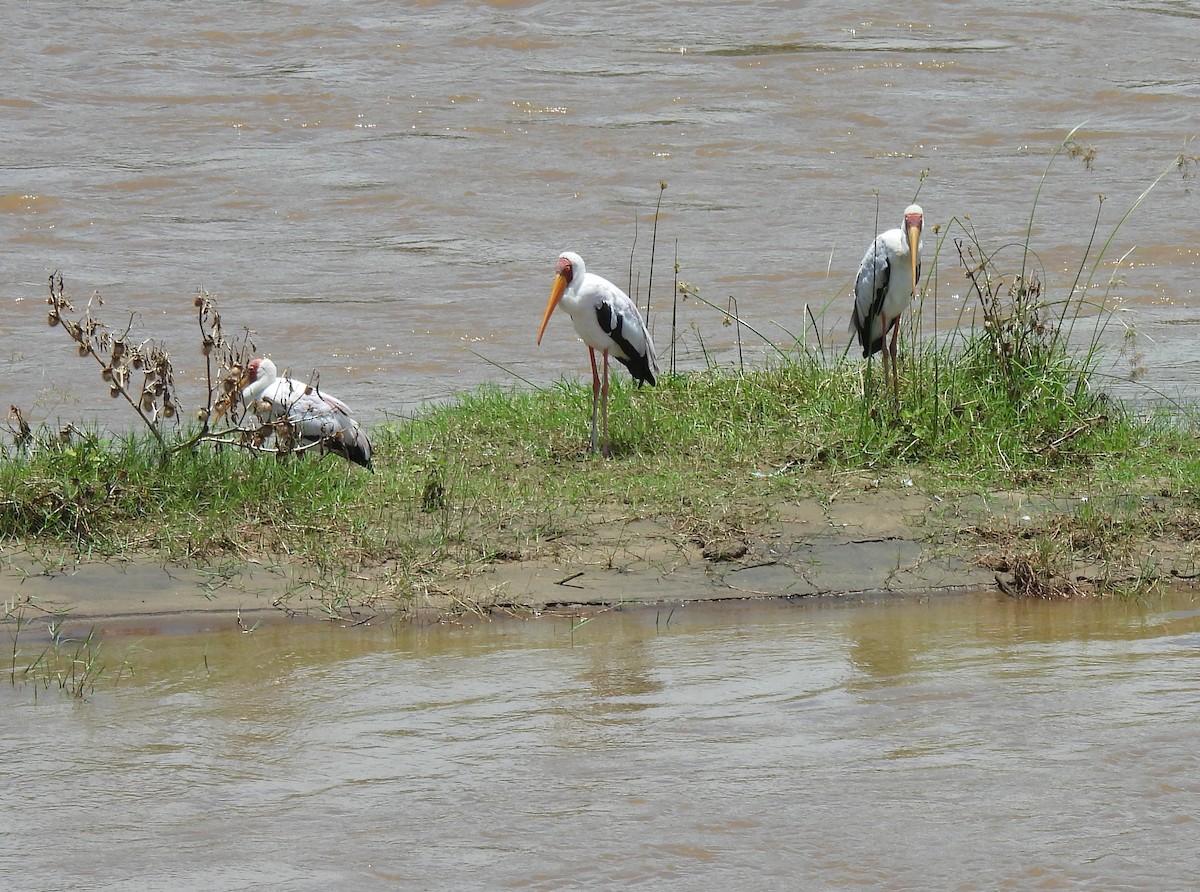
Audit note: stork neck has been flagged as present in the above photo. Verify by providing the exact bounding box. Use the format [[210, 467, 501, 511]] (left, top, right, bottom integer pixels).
[[559, 273, 586, 315], [242, 369, 276, 403]]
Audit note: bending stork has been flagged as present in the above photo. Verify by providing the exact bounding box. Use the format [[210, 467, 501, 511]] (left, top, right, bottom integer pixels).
[[536, 251, 659, 456], [240, 357, 374, 471], [850, 204, 924, 396]]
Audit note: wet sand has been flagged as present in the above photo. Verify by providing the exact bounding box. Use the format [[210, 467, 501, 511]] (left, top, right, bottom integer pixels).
[[10, 479, 1186, 638]]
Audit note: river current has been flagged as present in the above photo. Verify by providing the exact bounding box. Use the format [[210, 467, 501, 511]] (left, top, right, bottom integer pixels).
[[4, 594, 1200, 890]]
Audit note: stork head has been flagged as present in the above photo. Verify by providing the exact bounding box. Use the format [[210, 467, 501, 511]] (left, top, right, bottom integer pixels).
[[556, 253, 578, 284], [903, 205, 924, 295], [903, 204, 924, 235], [537, 251, 584, 344], [240, 356, 276, 389]]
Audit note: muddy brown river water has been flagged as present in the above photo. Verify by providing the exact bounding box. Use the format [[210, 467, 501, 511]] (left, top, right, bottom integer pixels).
[[4, 594, 1200, 890], [2, 1, 1199, 427]]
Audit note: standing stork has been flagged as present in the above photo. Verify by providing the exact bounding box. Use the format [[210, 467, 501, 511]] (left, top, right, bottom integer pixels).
[[850, 204, 924, 396], [536, 251, 659, 456], [240, 357, 374, 471]]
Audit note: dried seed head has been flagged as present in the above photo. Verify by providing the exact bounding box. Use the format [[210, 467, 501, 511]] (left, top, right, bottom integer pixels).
[[141, 394, 155, 411], [162, 404, 176, 419], [101, 367, 113, 382], [110, 385, 122, 398], [196, 407, 210, 423], [78, 345, 89, 357], [48, 312, 59, 327], [193, 295, 203, 307], [201, 339, 213, 356]]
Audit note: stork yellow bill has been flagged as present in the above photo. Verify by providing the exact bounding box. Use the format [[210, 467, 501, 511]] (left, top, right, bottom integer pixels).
[[536, 256, 572, 345], [904, 205, 923, 300]]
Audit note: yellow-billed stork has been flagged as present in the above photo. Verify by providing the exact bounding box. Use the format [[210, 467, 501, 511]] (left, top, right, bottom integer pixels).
[[240, 357, 374, 471], [850, 204, 924, 396], [536, 251, 659, 456]]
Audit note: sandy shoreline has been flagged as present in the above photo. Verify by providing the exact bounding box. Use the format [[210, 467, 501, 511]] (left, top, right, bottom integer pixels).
[[10, 476, 1197, 639], [2, 483, 1019, 637]]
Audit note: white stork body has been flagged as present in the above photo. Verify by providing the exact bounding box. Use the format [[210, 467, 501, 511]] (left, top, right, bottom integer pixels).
[[241, 357, 374, 471], [536, 251, 659, 455], [850, 204, 924, 396]]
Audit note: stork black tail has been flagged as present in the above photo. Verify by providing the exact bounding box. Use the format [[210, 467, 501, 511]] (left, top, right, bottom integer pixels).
[[616, 353, 657, 387], [320, 432, 374, 472]]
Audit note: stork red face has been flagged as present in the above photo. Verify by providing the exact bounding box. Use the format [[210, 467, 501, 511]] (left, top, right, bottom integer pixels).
[[537, 255, 576, 344], [239, 356, 270, 390], [243, 357, 261, 384]]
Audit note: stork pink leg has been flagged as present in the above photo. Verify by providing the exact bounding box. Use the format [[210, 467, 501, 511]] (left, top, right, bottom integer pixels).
[[600, 350, 611, 457], [879, 314, 892, 400], [588, 347, 601, 454], [889, 316, 902, 397]]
